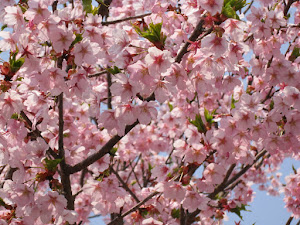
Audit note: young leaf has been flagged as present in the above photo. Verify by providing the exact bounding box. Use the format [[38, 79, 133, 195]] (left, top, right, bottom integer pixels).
[[204, 108, 216, 124], [229, 204, 250, 220], [82, 0, 93, 13], [107, 66, 121, 75], [11, 58, 25, 73], [189, 114, 206, 133], [44, 158, 63, 172], [171, 208, 180, 219]]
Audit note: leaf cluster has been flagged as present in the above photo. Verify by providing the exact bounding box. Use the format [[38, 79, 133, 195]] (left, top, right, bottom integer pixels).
[[222, 0, 247, 19], [134, 22, 167, 50]]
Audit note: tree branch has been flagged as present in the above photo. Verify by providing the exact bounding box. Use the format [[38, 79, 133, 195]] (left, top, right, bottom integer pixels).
[[284, 0, 298, 16], [107, 72, 112, 109], [88, 70, 107, 78], [186, 150, 268, 224], [20, 110, 58, 159], [102, 12, 151, 26], [286, 216, 294, 225], [175, 19, 205, 63], [57, 93, 74, 210], [107, 191, 160, 225], [110, 166, 140, 203], [69, 121, 139, 174]]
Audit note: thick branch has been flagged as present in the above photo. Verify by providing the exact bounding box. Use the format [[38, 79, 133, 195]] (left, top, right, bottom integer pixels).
[[57, 93, 74, 210], [284, 0, 298, 16], [175, 19, 205, 63], [69, 121, 139, 174], [286, 216, 294, 225]]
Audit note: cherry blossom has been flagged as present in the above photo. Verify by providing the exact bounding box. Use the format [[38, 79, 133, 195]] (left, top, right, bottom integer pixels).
[[0, 0, 299, 224]]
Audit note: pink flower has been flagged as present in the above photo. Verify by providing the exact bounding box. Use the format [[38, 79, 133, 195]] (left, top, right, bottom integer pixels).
[[163, 181, 186, 202], [108, 29, 130, 56], [198, 0, 223, 15], [201, 33, 228, 58], [49, 26, 74, 53], [4, 6, 24, 27], [73, 39, 98, 66], [115, 103, 138, 126], [137, 101, 158, 125], [282, 86, 300, 111], [142, 217, 163, 225], [203, 163, 224, 184], [164, 63, 187, 90], [0, 90, 22, 120], [110, 73, 138, 102], [24, 0, 50, 24], [182, 189, 209, 211], [145, 47, 173, 78]]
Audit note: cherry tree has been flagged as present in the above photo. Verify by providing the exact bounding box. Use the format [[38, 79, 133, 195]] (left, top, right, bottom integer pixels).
[[0, 0, 299, 224]]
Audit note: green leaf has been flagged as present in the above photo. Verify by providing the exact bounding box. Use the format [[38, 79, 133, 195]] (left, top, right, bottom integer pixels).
[[171, 208, 180, 219], [189, 114, 206, 133], [204, 108, 216, 124], [1, 24, 7, 31], [82, 0, 93, 13], [70, 33, 83, 47], [91, 6, 100, 15], [269, 100, 274, 110], [168, 102, 174, 112], [0, 198, 6, 207], [229, 204, 250, 220], [109, 147, 118, 156], [222, 0, 246, 19], [44, 158, 62, 172], [292, 165, 297, 174], [231, 95, 238, 109], [289, 47, 300, 61], [148, 163, 153, 171], [11, 58, 25, 73], [222, 4, 238, 19], [11, 113, 20, 120], [133, 22, 166, 49], [107, 66, 121, 75]]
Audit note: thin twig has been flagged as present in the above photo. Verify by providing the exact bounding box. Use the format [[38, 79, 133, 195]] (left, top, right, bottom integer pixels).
[[20, 111, 58, 159], [110, 166, 140, 203], [88, 70, 107, 78], [224, 150, 267, 188], [102, 12, 151, 26], [207, 164, 236, 199], [126, 154, 142, 184], [243, 0, 254, 15], [107, 191, 160, 225], [186, 150, 268, 225], [107, 72, 112, 109]]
